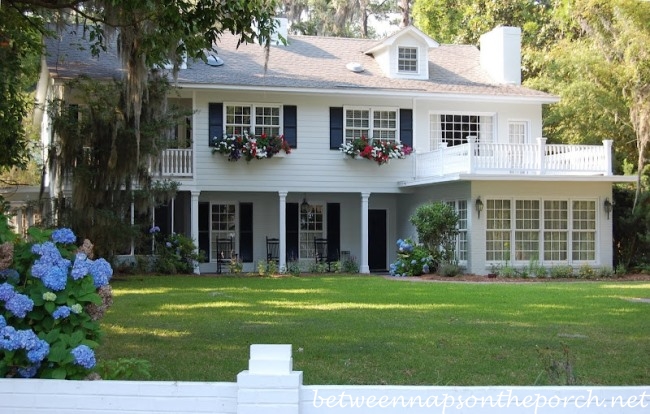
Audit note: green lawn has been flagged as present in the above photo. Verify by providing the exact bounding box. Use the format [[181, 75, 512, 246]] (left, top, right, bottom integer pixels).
[[97, 275, 650, 385]]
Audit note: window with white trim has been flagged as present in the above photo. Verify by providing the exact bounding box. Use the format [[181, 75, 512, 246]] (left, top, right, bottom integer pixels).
[[211, 203, 236, 259], [225, 104, 281, 136], [508, 121, 528, 144], [486, 198, 597, 264], [398, 46, 418, 73], [543, 200, 567, 261], [299, 204, 324, 259], [486, 199, 511, 261], [429, 113, 494, 150], [572, 200, 596, 261], [514, 199, 540, 261], [344, 107, 397, 143], [446, 200, 468, 262]]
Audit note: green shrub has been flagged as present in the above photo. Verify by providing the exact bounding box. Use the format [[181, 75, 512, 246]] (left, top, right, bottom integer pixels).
[[152, 231, 203, 274], [409, 202, 459, 266], [598, 266, 615, 279], [390, 239, 434, 276], [500, 264, 517, 278], [438, 262, 463, 277], [0, 220, 113, 379], [549, 264, 574, 279], [341, 256, 360, 274], [577, 264, 596, 279], [287, 260, 301, 276]]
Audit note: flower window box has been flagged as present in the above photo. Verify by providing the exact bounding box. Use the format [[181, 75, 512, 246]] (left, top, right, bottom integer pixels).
[[340, 136, 413, 166], [212, 131, 291, 162]]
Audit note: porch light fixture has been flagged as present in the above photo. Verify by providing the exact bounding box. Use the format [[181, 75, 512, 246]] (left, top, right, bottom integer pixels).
[[604, 197, 613, 220], [475, 196, 484, 218], [301, 195, 310, 214]]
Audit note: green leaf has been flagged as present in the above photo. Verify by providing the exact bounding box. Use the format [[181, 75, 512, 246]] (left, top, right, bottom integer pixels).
[[44, 301, 55, 313], [51, 367, 67, 379]]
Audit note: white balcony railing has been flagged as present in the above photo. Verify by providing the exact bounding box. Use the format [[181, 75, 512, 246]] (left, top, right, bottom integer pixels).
[[156, 148, 193, 177], [414, 138, 613, 179]]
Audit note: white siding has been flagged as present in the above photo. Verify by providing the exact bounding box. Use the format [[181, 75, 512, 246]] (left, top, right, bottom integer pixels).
[[188, 92, 414, 195], [469, 181, 613, 275]]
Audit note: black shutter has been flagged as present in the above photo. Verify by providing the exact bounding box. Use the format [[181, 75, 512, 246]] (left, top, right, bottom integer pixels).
[[330, 107, 343, 150], [400, 108, 413, 147], [239, 203, 253, 262], [283, 105, 297, 148], [198, 202, 210, 261], [327, 203, 340, 261], [286, 203, 299, 262], [208, 103, 223, 147]]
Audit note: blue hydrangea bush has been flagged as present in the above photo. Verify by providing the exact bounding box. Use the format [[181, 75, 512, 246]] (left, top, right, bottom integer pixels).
[[389, 238, 435, 277], [0, 221, 112, 379]]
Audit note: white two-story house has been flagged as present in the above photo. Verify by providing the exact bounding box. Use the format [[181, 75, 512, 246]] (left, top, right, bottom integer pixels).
[[35, 22, 634, 275]]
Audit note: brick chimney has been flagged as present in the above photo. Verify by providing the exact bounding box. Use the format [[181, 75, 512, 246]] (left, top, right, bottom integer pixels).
[[479, 26, 521, 85]]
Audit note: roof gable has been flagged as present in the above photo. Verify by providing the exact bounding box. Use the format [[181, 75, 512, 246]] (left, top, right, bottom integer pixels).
[[364, 25, 439, 55], [363, 25, 439, 81]]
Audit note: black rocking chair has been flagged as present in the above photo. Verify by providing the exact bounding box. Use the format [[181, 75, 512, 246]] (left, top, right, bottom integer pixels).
[[216, 237, 234, 274], [314, 237, 336, 272], [266, 237, 280, 265]]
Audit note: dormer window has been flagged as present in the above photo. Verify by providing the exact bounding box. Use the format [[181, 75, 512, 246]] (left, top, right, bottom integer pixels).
[[398, 47, 418, 73]]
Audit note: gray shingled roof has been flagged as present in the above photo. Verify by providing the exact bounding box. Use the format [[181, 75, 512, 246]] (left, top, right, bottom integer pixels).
[[44, 27, 556, 100]]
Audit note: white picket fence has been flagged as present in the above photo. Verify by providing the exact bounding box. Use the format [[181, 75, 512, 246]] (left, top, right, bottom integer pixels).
[[1, 344, 648, 414]]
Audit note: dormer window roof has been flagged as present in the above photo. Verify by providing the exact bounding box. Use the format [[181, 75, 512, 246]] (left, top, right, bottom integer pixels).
[[364, 25, 438, 81]]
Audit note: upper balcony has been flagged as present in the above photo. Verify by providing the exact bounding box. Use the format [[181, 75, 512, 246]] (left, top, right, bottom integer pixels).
[[153, 149, 193, 178], [154, 139, 615, 185], [409, 138, 613, 184]]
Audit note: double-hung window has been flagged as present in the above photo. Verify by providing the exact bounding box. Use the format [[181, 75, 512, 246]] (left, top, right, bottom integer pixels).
[[508, 121, 528, 144], [398, 46, 418, 73], [344, 107, 398, 143], [225, 104, 281, 136], [446, 200, 468, 262]]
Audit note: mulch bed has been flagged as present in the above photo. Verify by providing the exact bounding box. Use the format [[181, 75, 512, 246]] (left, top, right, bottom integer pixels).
[[386, 273, 650, 283]]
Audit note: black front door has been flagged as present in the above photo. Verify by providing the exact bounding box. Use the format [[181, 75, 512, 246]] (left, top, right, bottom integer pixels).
[[368, 209, 387, 272]]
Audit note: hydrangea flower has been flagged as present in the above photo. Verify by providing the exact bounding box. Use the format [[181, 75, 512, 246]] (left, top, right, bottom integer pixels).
[[71, 252, 90, 280], [5, 293, 34, 318], [52, 306, 72, 319], [422, 264, 430, 274], [0, 269, 19, 282], [0, 282, 15, 301], [71, 345, 96, 369], [89, 258, 113, 288], [0, 315, 5, 329], [41, 266, 68, 291], [26, 339, 49, 363], [149, 226, 160, 234], [42, 291, 57, 301], [0, 325, 19, 351], [51, 228, 76, 244], [166, 241, 172, 248], [31, 242, 71, 290], [70, 304, 83, 314], [18, 363, 40, 378]]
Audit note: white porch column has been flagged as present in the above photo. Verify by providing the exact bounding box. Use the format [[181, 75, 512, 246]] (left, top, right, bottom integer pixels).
[[603, 139, 613, 176], [278, 191, 287, 272], [360, 192, 370, 274], [191, 190, 201, 274]]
